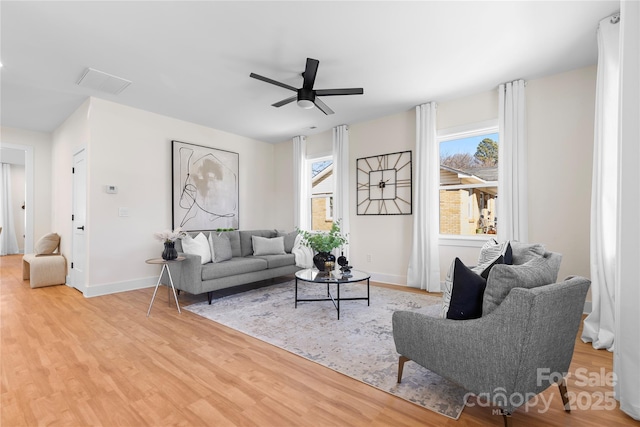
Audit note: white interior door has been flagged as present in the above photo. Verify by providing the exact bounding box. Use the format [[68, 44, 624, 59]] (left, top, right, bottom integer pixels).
[[71, 149, 87, 292]]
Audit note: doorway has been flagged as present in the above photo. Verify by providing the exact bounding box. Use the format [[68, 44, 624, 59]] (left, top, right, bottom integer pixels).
[[0, 143, 34, 254], [71, 148, 87, 292]]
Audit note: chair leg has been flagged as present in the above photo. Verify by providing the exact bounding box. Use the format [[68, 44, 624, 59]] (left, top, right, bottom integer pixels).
[[501, 410, 512, 427], [558, 377, 571, 412], [207, 292, 213, 304], [397, 356, 410, 383]]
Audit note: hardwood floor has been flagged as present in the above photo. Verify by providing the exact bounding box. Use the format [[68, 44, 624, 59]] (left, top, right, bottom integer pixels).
[[1, 254, 636, 426]]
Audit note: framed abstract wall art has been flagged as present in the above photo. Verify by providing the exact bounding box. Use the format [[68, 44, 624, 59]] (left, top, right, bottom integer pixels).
[[172, 140, 239, 231]]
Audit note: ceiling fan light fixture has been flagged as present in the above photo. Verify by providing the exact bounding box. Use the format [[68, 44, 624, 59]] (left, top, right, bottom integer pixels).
[[297, 99, 314, 109]]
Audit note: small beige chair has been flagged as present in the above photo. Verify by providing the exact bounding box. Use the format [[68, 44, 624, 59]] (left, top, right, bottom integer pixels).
[[23, 233, 67, 288]]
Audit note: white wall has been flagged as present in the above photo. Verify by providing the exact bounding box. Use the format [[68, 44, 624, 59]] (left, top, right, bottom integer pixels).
[[349, 111, 416, 284], [51, 99, 91, 282], [52, 97, 278, 295], [274, 65, 597, 287], [526, 65, 595, 281], [0, 127, 53, 249]]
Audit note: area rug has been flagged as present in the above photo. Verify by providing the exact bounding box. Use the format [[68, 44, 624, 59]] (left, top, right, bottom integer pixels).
[[184, 280, 468, 419]]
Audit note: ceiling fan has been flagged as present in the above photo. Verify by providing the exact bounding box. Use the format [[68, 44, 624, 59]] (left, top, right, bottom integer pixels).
[[250, 58, 364, 115]]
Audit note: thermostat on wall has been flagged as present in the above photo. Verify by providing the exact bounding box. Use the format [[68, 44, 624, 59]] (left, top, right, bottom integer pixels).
[[106, 185, 118, 194]]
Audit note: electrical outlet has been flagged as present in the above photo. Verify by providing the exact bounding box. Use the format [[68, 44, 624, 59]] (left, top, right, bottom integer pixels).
[[366, 254, 371, 263]]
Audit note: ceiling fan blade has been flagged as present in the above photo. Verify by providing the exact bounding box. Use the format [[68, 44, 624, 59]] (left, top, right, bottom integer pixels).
[[272, 95, 297, 108], [250, 73, 297, 92], [313, 97, 334, 115], [315, 88, 364, 96], [302, 58, 319, 90]]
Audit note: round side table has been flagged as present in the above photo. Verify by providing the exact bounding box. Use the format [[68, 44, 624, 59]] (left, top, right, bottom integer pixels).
[[146, 257, 185, 317]]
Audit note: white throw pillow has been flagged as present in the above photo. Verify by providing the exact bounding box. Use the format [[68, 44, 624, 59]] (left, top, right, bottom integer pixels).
[[181, 233, 211, 264], [252, 235, 286, 256]]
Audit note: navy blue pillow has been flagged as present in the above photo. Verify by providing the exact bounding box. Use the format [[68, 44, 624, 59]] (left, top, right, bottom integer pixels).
[[447, 256, 507, 320], [504, 242, 513, 265]]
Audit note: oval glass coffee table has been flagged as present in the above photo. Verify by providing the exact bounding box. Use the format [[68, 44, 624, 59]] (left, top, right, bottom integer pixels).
[[294, 268, 371, 319]]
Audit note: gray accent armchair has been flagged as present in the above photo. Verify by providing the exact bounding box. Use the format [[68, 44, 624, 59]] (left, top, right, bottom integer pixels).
[[392, 276, 590, 426]]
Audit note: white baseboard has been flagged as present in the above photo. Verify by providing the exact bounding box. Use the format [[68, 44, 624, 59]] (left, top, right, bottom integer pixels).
[[369, 272, 406, 286], [82, 276, 157, 298]]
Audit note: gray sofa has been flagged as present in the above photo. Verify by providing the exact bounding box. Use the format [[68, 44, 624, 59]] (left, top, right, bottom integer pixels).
[[168, 229, 301, 303]]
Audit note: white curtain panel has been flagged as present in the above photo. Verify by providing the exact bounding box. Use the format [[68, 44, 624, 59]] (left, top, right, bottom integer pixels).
[[332, 125, 350, 259], [497, 80, 528, 243], [293, 135, 310, 230], [407, 102, 440, 291], [582, 15, 620, 352], [0, 164, 20, 255], [615, 1, 640, 420]]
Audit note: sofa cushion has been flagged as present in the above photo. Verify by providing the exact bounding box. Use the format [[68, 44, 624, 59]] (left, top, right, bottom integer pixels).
[[482, 252, 563, 315], [181, 233, 211, 264], [209, 232, 233, 263], [478, 239, 512, 266], [35, 232, 60, 255], [239, 230, 276, 257], [441, 255, 504, 320], [201, 257, 268, 281], [253, 253, 296, 269], [252, 236, 286, 256], [276, 230, 298, 253], [224, 230, 241, 258], [444, 258, 488, 320], [510, 241, 546, 265]]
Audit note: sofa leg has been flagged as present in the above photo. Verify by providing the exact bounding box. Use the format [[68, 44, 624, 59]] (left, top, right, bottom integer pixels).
[[501, 410, 512, 427], [558, 378, 571, 412], [207, 292, 213, 304], [397, 355, 410, 383]]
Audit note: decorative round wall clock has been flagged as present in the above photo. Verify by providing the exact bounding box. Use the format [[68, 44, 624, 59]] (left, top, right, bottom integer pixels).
[[356, 150, 412, 215]]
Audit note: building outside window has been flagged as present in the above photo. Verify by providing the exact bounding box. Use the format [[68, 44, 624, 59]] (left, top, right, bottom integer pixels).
[[309, 157, 333, 231], [438, 125, 499, 237]]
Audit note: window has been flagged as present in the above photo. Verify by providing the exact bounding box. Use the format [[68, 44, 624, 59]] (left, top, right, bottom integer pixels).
[[438, 123, 499, 237], [309, 156, 334, 231]]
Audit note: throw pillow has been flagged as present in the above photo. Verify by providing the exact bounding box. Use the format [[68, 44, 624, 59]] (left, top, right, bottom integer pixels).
[[510, 241, 546, 264], [482, 253, 563, 315], [181, 232, 212, 264], [445, 258, 488, 320], [441, 254, 505, 318], [252, 235, 286, 256], [476, 254, 505, 280], [209, 232, 233, 263], [276, 230, 298, 253], [478, 239, 513, 266], [35, 232, 60, 255]]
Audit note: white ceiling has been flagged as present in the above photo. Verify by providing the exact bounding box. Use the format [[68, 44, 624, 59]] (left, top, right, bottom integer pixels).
[[0, 1, 619, 144]]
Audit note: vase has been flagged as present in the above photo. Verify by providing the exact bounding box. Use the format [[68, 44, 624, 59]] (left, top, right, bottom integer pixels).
[[337, 252, 348, 267], [162, 241, 178, 260], [313, 251, 336, 271]]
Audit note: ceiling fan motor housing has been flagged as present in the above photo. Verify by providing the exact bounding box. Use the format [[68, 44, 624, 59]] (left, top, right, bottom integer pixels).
[[297, 88, 315, 109]]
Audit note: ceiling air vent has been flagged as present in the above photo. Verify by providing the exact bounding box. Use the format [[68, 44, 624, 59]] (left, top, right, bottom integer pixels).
[[76, 68, 131, 95]]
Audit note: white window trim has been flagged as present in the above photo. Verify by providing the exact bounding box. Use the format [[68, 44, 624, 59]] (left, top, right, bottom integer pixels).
[[438, 119, 499, 245]]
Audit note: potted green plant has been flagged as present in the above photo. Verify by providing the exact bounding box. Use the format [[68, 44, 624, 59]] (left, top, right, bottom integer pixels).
[[298, 220, 348, 271]]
